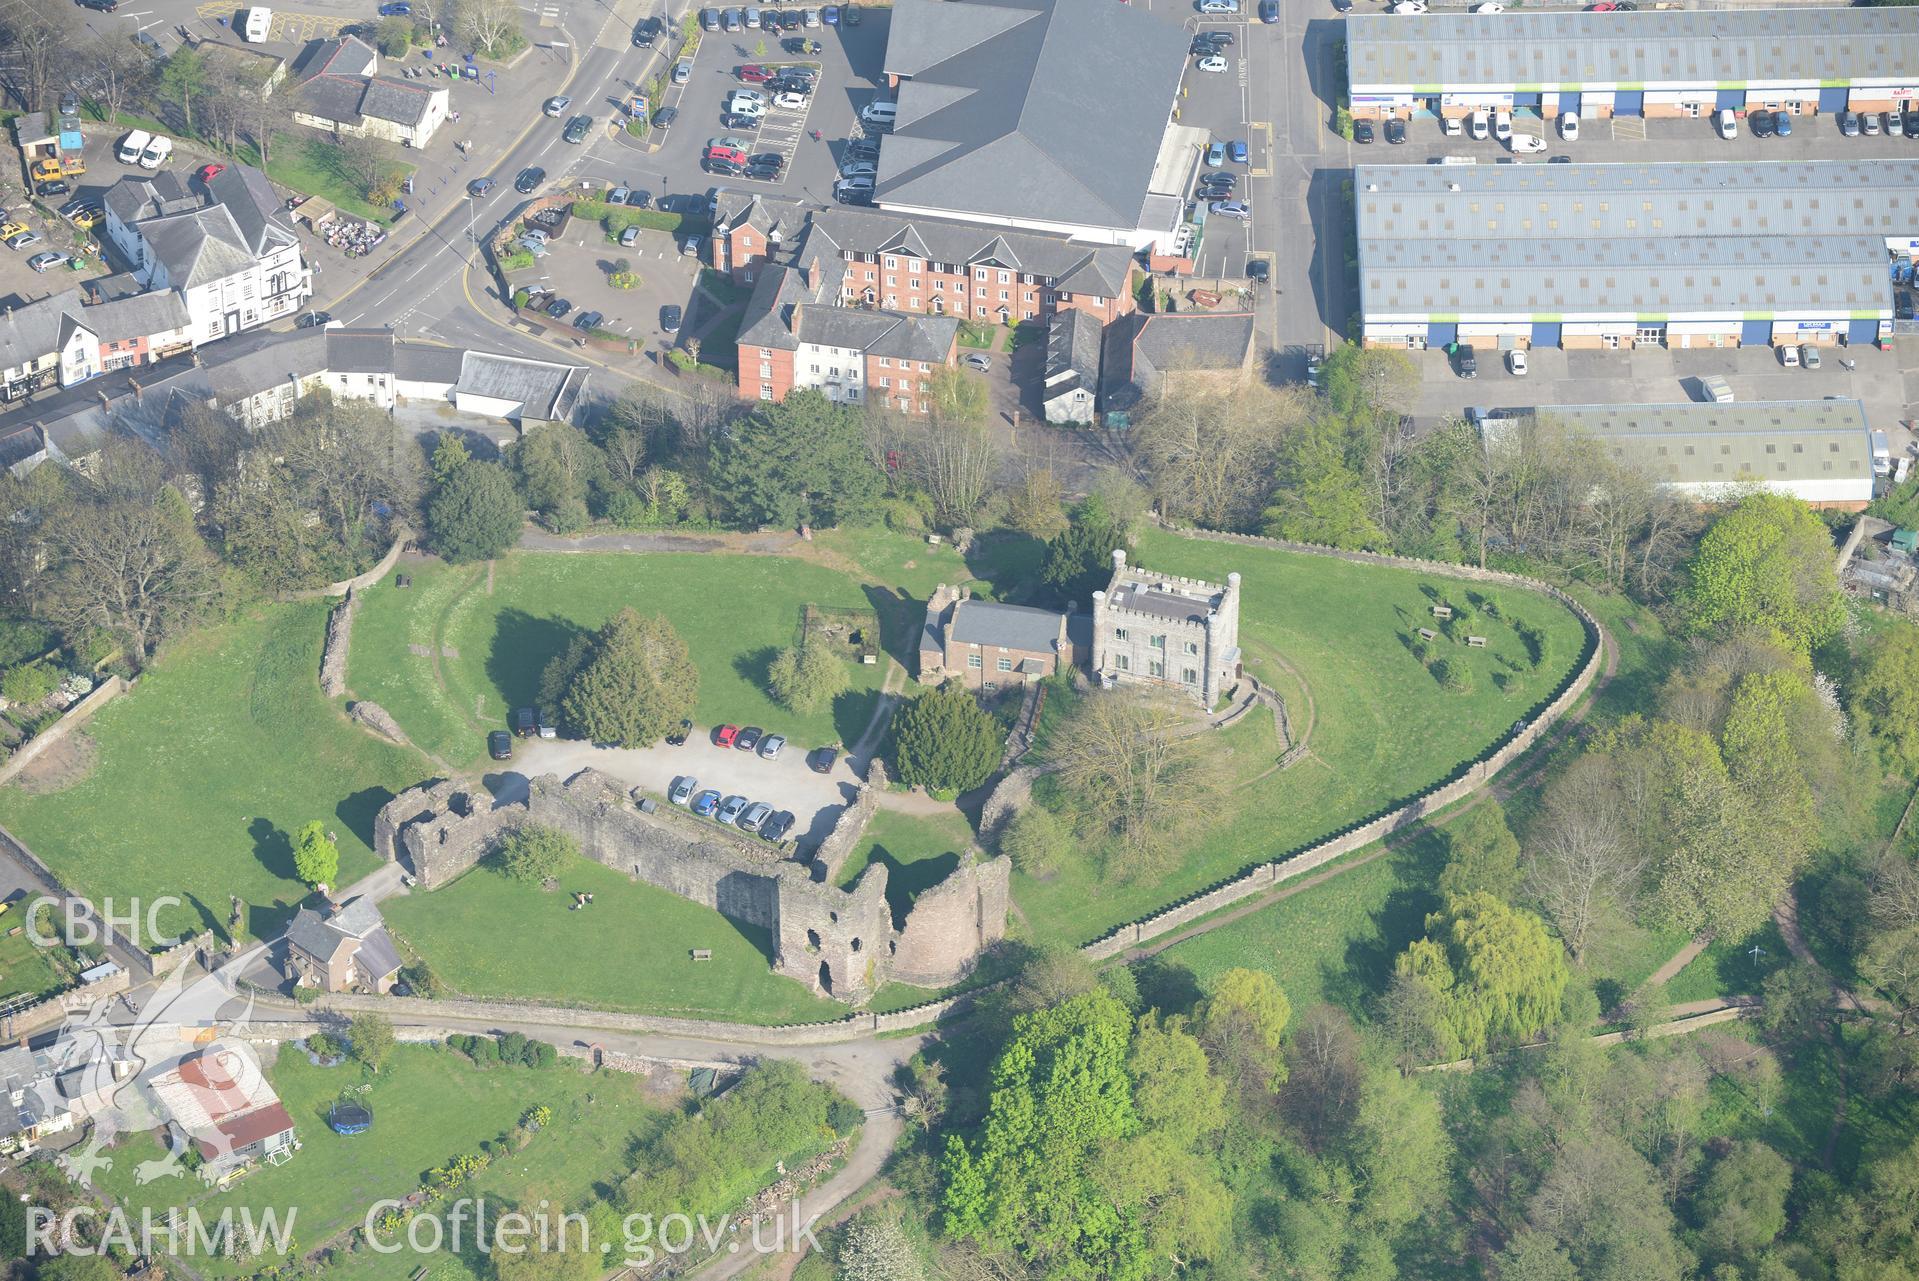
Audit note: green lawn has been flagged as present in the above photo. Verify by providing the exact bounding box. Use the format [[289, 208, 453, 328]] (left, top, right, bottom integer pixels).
[[349, 552, 892, 769], [0, 604, 429, 943], [1012, 528, 1592, 947], [0, 925, 72, 1003], [93, 1043, 666, 1279], [263, 134, 413, 226], [382, 854, 851, 1024], [834, 810, 977, 928]]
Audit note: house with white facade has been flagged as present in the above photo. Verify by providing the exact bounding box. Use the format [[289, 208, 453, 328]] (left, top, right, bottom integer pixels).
[[290, 36, 451, 148]]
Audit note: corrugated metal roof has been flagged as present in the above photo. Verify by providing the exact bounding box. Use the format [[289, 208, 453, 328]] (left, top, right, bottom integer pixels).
[[1347, 6, 1919, 91], [1537, 399, 1874, 488]]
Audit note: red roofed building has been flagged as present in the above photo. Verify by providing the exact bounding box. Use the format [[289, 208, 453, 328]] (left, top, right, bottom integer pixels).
[[151, 1048, 297, 1175]]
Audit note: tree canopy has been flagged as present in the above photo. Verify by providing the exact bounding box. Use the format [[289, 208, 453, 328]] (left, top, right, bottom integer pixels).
[[425, 459, 522, 563], [547, 608, 696, 747], [893, 683, 1001, 794], [710, 390, 881, 530], [1395, 891, 1570, 1059], [1680, 493, 1843, 654]]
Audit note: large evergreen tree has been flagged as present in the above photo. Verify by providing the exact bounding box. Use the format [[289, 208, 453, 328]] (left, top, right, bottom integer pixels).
[[548, 608, 696, 747], [892, 683, 1001, 794], [709, 390, 881, 529], [425, 459, 522, 563]]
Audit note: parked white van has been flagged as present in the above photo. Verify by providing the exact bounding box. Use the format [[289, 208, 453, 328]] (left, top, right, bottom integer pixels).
[[860, 100, 896, 129], [1713, 108, 1738, 140], [241, 6, 272, 41], [117, 130, 152, 165], [139, 135, 172, 169]]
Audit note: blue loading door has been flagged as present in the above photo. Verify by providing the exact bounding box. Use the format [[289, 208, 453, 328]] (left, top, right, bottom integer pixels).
[[1614, 89, 1644, 115], [1530, 321, 1562, 347], [1716, 88, 1744, 110], [1848, 319, 1880, 345], [1819, 86, 1849, 112], [1559, 92, 1581, 115], [1428, 321, 1458, 347], [1741, 319, 1772, 345]]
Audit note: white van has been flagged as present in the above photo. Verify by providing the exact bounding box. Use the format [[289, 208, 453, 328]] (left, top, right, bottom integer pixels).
[[241, 6, 272, 41], [860, 100, 896, 129], [1510, 133, 1547, 154], [118, 130, 152, 165], [1713, 108, 1738, 140], [139, 135, 172, 169]]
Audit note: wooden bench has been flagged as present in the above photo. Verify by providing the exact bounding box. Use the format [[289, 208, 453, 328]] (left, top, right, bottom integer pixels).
[[690, 949, 713, 962], [1466, 635, 1488, 647], [1417, 628, 1437, 641], [1431, 605, 1453, 619]]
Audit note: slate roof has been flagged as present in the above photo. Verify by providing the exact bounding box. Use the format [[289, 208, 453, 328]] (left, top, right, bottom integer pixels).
[[875, 0, 1188, 235], [360, 77, 440, 127], [326, 327, 395, 373], [285, 908, 353, 965], [948, 599, 1066, 652], [140, 206, 260, 290], [204, 164, 291, 257], [103, 171, 193, 229], [296, 73, 369, 128], [1130, 311, 1256, 372], [1044, 308, 1102, 395], [737, 265, 817, 351], [737, 264, 959, 360], [199, 329, 329, 404], [394, 339, 466, 384], [355, 928, 402, 981], [330, 896, 384, 938], [88, 291, 193, 340], [0, 292, 84, 374], [293, 35, 440, 129], [802, 206, 1133, 297]]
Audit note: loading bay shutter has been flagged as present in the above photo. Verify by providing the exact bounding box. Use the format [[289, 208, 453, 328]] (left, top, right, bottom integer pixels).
[[1428, 321, 1458, 347], [1614, 89, 1643, 115], [1849, 319, 1880, 345], [1716, 88, 1744, 110], [1559, 92, 1581, 116], [1741, 319, 1772, 345], [1531, 321, 1562, 347], [1819, 86, 1849, 112]]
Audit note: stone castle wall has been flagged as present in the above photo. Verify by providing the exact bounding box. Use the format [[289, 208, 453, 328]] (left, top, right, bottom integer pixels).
[[376, 767, 1009, 1004]]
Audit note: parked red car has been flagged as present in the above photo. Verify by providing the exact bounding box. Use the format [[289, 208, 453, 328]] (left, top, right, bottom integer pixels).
[[704, 144, 750, 167], [197, 163, 226, 184], [736, 64, 771, 83], [714, 723, 741, 748]]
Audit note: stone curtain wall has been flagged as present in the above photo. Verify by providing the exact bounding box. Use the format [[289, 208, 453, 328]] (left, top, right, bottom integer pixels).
[[0, 676, 130, 788], [889, 854, 1011, 988], [319, 589, 357, 698], [810, 757, 885, 883]]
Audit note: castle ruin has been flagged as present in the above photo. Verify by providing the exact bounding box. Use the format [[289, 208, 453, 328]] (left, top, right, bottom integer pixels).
[[375, 769, 1010, 1005]]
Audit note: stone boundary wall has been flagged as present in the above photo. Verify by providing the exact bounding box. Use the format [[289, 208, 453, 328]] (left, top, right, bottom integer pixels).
[[8, 966, 135, 1039], [0, 676, 130, 788], [293, 530, 409, 602], [0, 817, 157, 982], [319, 589, 357, 698], [808, 758, 884, 883], [1075, 523, 1605, 962]]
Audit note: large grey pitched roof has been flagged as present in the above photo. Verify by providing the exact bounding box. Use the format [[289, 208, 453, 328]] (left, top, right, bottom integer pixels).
[[330, 896, 384, 938], [86, 291, 193, 341], [948, 599, 1066, 652], [736, 263, 960, 360], [803, 206, 1133, 297], [326, 327, 394, 373], [1130, 312, 1256, 371], [356, 928, 402, 981], [875, 0, 1188, 234], [284, 907, 352, 963], [103, 171, 193, 228], [297, 73, 368, 127], [140, 207, 259, 290], [205, 164, 290, 257], [0, 292, 84, 373], [736, 265, 814, 351], [394, 339, 466, 383], [1347, 6, 1919, 94], [1356, 160, 1919, 320], [360, 77, 439, 127], [1535, 399, 1874, 489], [1045, 308, 1102, 392]]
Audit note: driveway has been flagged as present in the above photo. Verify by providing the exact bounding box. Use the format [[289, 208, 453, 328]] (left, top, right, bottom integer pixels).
[[499, 728, 865, 854]]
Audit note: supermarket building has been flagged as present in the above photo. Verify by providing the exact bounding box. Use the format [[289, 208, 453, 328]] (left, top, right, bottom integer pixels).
[[1356, 160, 1919, 352], [1346, 6, 1919, 123]]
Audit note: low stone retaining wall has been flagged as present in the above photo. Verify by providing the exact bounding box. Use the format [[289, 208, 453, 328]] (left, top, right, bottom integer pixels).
[[319, 590, 357, 698], [0, 675, 130, 787]]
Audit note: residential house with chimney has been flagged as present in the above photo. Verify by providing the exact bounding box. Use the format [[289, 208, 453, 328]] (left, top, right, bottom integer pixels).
[[284, 896, 403, 994], [0, 288, 194, 401], [917, 584, 1080, 690], [1098, 311, 1258, 426]]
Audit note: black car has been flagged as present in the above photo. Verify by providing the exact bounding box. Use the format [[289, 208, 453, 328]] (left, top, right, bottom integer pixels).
[[1353, 120, 1375, 144], [807, 746, 839, 774], [633, 15, 659, 44], [36, 180, 69, 197], [747, 156, 784, 179], [762, 810, 796, 842], [1332, 0, 1353, 9], [652, 107, 678, 131], [515, 166, 545, 193], [1747, 110, 1774, 138], [843, 2, 861, 23], [574, 310, 605, 331], [1898, 291, 1916, 322], [563, 115, 592, 144], [295, 311, 334, 328], [1191, 37, 1226, 55], [545, 297, 573, 318], [782, 35, 810, 53], [514, 706, 537, 737], [76, 0, 121, 10], [487, 730, 513, 760], [467, 177, 496, 197], [1247, 259, 1270, 284], [1200, 28, 1234, 44], [1384, 118, 1407, 144], [736, 726, 764, 752], [1455, 344, 1478, 379], [624, 188, 652, 208], [704, 157, 746, 176], [666, 718, 692, 746], [1547, 154, 1572, 163], [661, 304, 683, 333]]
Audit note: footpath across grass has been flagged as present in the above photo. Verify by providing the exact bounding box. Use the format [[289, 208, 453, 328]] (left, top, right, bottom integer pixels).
[[0, 603, 428, 943], [383, 854, 854, 1024], [351, 552, 891, 770]]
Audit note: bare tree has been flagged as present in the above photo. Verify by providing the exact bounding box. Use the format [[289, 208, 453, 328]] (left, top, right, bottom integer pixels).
[[69, 33, 155, 133], [1052, 687, 1227, 880], [601, 426, 648, 487], [1134, 385, 1307, 530], [445, 0, 524, 56], [0, 0, 80, 113], [266, 394, 422, 546], [331, 131, 397, 201], [43, 446, 223, 663], [1524, 755, 1645, 962], [903, 417, 997, 527]]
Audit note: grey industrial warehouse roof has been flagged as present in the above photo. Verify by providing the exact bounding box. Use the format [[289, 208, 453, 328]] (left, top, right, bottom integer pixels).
[[1356, 161, 1916, 318], [1535, 400, 1873, 486], [876, 0, 1188, 233], [1346, 6, 1919, 91]]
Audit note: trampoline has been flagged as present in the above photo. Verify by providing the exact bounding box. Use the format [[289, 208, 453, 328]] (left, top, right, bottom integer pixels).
[[328, 1101, 373, 1135]]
